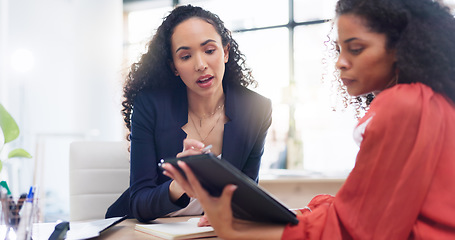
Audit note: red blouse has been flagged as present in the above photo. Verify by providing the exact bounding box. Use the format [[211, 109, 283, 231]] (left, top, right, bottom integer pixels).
[[282, 83, 455, 239]]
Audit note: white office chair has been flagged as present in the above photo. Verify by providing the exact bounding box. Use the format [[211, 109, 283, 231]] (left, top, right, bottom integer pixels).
[[69, 141, 130, 221]]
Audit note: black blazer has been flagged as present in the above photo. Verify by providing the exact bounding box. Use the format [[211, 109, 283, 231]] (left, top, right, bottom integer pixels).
[[106, 82, 272, 222]]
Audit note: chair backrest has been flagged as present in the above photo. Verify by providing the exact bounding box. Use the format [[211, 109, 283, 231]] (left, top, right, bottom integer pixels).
[[69, 141, 130, 221]]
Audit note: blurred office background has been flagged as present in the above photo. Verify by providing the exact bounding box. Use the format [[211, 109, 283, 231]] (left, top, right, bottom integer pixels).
[[1, 0, 454, 222]]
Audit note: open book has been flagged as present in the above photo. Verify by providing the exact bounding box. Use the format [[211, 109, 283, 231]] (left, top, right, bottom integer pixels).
[[135, 218, 216, 240]]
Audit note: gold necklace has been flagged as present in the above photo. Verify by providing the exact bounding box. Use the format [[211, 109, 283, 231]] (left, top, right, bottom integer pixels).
[[189, 110, 223, 143], [191, 104, 225, 127]]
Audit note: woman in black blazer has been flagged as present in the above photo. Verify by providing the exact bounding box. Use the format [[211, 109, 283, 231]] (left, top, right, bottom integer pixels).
[[106, 5, 272, 223]]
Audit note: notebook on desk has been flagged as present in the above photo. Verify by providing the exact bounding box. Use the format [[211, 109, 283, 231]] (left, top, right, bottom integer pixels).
[[161, 153, 299, 225], [135, 218, 215, 240]]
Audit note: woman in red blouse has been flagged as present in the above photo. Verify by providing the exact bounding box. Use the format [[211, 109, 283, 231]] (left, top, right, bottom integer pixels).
[[162, 0, 455, 239]]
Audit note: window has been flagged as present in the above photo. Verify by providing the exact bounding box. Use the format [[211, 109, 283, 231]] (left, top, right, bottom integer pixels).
[[123, 0, 358, 175], [123, 6, 173, 69]]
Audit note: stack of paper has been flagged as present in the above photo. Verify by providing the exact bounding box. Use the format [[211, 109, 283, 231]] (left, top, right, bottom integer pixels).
[[32, 216, 126, 240], [135, 218, 216, 240]]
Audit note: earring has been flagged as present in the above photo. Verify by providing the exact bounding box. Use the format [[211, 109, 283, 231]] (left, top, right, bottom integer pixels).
[[174, 71, 179, 76]]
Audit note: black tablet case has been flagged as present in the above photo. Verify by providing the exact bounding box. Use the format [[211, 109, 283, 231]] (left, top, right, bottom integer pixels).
[[162, 153, 299, 225]]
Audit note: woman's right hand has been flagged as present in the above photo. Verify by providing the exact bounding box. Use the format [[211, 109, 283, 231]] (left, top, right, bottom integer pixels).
[[177, 139, 207, 158]]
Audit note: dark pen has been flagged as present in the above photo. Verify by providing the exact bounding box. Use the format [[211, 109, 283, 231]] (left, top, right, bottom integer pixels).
[[10, 193, 27, 226], [15, 193, 27, 214], [8, 195, 18, 225], [48, 221, 70, 240]]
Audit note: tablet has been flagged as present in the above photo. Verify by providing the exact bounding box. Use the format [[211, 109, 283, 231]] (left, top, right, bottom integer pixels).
[[161, 153, 299, 225]]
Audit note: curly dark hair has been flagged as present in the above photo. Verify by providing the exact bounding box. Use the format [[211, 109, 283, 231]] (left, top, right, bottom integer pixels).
[[122, 4, 256, 133], [328, 0, 455, 113]]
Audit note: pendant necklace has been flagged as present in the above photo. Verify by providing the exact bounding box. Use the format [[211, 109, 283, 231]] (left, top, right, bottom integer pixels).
[[191, 104, 225, 127], [189, 109, 223, 143]]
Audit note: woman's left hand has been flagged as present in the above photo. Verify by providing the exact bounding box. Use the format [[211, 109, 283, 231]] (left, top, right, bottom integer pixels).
[[168, 139, 207, 201], [162, 160, 286, 240], [162, 161, 239, 238]]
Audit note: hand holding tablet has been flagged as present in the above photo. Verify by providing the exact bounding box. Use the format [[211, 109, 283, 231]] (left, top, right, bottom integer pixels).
[[160, 153, 298, 225]]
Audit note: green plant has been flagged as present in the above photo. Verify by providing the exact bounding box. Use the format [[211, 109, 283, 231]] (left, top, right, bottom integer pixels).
[[0, 103, 32, 173]]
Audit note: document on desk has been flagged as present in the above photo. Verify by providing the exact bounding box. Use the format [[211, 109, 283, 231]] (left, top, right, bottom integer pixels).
[[135, 218, 216, 240], [32, 216, 126, 240]]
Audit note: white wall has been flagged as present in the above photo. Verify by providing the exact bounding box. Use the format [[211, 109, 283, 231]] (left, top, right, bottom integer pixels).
[[0, 0, 8, 105], [1, 0, 124, 221]]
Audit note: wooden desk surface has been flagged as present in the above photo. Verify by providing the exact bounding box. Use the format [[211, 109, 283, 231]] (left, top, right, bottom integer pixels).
[[98, 216, 220, 239]]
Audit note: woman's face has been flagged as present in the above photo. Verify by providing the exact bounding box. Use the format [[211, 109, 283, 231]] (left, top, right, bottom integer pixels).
[[336, 14, 396, 96], [171, 17, 229, 98]]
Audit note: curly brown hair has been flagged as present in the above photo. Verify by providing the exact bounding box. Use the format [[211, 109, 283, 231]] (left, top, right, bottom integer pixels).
[[326, 0, 455, 115], [122, 5, 256, 135]]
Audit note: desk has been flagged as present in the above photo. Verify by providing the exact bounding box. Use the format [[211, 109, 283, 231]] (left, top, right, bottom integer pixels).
[[99, 174, 346, 239], [98, 216, 219, 239]]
